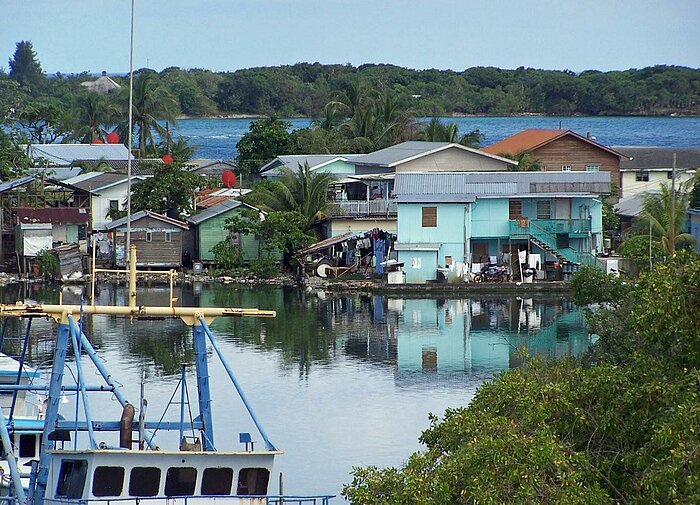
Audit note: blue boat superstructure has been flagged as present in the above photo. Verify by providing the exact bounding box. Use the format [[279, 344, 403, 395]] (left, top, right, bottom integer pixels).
[[0, 248, 334, 505]]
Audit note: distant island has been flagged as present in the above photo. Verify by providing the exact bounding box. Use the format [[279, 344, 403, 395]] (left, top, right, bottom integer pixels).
[[3, 49, 699, 119]]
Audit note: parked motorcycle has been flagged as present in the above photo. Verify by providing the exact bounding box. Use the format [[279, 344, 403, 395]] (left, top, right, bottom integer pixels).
[[473, 263, 509, 283]]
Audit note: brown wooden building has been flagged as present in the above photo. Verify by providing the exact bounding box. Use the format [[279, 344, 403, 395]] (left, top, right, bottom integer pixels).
[[105, 210, 188, 268], [483, 129, 628, 195]]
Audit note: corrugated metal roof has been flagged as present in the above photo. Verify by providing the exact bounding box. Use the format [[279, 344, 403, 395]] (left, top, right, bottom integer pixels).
[[28, 144, 132, 165], [65, 173, 130, 192], [15, 207, 90, 224], [0, 176, 36, 193], [105, 210, 188, 230], [298, 232, 358, 255], [395, 171, 610, 203], [187, 199, 252, 225], [260, 154, 361, 176]]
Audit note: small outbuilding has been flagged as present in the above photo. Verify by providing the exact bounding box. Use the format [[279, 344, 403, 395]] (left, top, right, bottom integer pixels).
[[105, 211, 189, 268], [187, 200, 261, 264]]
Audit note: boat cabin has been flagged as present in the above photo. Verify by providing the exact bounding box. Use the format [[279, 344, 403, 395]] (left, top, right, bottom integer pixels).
[[46, 450, 278, 502]]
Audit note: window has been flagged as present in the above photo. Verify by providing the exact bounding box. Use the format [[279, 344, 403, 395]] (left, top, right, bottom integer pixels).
[[202, 468, 233, 495], [146, 231, 153, 242], [667, 171, 673, 179], [636, 171, 650, 182], [585, 164, 600, 172], [421, 207, 437, 227], [165, 467, 197, 496], [109, 200, 119, 212], [561, 165, 572, 172], [164, 231, 172, 242], [237, 468, 270, 496], [508, 200, 522, 219], [129, 467, 161, 496], [19, 434, 36, 457], [56, 459, 88, 499], [92, 466, 125, 497], [536, 200, 551, 220]]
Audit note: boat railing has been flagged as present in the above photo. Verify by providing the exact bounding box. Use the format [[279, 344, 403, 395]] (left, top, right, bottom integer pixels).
[[42, 495, 336, 505]]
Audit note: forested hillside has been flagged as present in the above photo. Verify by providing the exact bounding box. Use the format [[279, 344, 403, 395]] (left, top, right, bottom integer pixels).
[[2, 58, 699, 119]]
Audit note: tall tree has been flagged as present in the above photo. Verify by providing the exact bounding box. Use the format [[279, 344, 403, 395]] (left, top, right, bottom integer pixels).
[[0, 129, 32, 180], [8, 41, 45, 93], [120, 72, 178, 158], [419, 117, 484, 147], [129, 162, 205, 219], [67, 92, 121, 144], [235, 118, 295, 178]]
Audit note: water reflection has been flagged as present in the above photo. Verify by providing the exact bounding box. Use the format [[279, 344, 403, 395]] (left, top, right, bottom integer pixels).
[[0, 282, 592, 496], [1, 283, 591, 384]]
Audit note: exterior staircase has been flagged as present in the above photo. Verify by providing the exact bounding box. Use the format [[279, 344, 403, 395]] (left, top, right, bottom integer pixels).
[[510, 219, 597, 267]]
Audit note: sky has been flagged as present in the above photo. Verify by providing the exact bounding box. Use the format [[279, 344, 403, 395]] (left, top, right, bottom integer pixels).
[[1, 0, 699, 75]]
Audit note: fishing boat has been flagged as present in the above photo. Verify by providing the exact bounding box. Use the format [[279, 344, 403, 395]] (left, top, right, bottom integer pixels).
[[0, 247, 334, 505]]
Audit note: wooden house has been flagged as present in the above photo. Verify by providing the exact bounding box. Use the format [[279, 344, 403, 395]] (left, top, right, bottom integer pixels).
[[105, 211, 188, 268], [483, 129, 627, 194], [187, 200, 261, 264]]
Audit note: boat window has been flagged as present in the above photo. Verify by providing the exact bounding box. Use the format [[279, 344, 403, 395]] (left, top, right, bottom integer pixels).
[[92, 466, 125, 497], [237, 468, 270, 496], [165, 467, 197, 496], [201, 467, 233, 495], [19, 434, 36, 457], [129, 467, 161, 496], [56, 459, 88, 499]]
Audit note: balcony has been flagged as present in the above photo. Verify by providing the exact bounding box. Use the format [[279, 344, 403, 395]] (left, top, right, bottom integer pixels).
[[509, 219, 591, 238], [327, 199, 397, 218]]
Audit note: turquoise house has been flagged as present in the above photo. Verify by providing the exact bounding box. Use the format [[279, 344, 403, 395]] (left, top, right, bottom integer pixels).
[[394, 171, 610, 283]]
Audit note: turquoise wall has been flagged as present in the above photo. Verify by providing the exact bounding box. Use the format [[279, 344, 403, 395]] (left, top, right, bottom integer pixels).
[[397, 204, 466, 243], [399, 249, 438, 283], [471, 199, 509, 237]]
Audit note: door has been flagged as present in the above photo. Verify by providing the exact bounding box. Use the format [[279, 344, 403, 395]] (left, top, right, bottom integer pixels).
[[555, 199, 571, 220]]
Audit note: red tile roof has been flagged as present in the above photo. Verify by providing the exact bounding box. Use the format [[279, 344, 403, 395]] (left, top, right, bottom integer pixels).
[[482, 129, 568, 155], [483, 129, 627, 158]]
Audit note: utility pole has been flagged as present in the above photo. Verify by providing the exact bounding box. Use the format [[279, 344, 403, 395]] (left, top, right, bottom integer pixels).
[[670, 153, 676, 256]]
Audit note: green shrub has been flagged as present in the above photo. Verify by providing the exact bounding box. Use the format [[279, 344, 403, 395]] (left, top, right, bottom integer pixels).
[[249, 258, 278, 279], [211, 240, 243, 271]]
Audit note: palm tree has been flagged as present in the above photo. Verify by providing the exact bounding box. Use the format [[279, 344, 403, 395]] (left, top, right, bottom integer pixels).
[[68, 92, 120, 143], [631, 183, 696, 255], [418, 117, 483, 147], [246, 162, 336, 231], [119, 72, 178, 158]]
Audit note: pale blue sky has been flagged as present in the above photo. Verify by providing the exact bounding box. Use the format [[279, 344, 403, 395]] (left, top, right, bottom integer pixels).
[[2, 0, 699, 74]]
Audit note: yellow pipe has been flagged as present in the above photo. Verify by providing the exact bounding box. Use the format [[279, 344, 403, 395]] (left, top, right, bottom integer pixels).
[[129, 245, 137, 308], [0, 304, 276, 326]]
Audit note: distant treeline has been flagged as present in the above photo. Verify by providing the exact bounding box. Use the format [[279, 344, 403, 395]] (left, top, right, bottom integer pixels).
[[3, 60, 700, 120], [157, 63, 699, 117]]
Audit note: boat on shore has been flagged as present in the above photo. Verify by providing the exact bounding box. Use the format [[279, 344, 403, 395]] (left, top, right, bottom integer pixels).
[[0, 247, 334, 505]]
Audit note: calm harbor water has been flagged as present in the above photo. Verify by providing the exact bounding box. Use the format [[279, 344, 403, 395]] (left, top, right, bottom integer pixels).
[[176, 116, 700, 160], [2, 282, 591, 498]]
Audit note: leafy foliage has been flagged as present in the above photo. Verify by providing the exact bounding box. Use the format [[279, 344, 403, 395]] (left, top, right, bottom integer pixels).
[[210, 240, 243, 271], [8, 41, 45, 93], [224, 210, 315, 259], [130, 162, 206, 219], [0, 128, 32, 179], [235, 118, 295, 177], [345, 253, 700, 504]]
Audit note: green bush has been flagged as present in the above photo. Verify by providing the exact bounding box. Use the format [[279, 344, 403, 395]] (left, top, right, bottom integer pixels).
[[211, 240, 243, 271], [249, 258, 278, 279]]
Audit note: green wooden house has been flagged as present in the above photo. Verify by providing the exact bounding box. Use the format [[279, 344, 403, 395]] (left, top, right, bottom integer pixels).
[[187, 200, 261, 263]]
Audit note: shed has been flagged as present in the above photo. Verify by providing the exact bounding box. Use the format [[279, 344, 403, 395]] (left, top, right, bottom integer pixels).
[[105, 211, 189, 268], [187, 200, 260, 263]]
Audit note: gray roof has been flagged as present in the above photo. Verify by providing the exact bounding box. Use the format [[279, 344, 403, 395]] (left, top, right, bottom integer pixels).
[[614, 193, 650, 217], [614, 147, 700, 171], [28, 144, 132, 165], [65, 173, 130, 193], [260, 154, 361, 176], [187, 159, 237, 175], [187, 199, 253, 225], [352, 141, 516, 168], [395, 171, 611, 203], [0, 176, 36, 193], [105, 210, 188, 230]]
